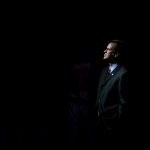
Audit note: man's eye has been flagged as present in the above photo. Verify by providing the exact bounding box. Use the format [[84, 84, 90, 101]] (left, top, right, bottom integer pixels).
[[107, 48, 113, 51]]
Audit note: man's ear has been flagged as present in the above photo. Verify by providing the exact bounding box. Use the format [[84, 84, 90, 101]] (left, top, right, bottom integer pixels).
[[115, 51, 120, 57]]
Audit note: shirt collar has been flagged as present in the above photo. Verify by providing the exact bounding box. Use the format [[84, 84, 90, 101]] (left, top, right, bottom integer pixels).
[[109, 63, 118, 73]]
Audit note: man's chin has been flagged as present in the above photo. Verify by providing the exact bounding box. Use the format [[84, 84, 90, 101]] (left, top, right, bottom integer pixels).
[[103, 57, 108, 60], [103, 57, 110, 63]]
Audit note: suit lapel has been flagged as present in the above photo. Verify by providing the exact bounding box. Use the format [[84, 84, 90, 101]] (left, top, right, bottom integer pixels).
[[101, 65, 122, 86]]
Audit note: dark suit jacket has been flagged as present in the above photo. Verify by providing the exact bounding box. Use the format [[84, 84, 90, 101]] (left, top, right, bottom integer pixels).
[[96, 64, 128, 133]]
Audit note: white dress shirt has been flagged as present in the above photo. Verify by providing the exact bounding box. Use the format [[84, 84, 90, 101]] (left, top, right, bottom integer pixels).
[[109, 63, 118, 73]]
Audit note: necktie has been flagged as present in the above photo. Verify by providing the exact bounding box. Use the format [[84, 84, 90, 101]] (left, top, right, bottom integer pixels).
[[104, 67, 110, 81]]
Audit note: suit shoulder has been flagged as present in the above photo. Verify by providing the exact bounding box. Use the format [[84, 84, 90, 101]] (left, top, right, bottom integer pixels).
[[120, 66, 128, 74]]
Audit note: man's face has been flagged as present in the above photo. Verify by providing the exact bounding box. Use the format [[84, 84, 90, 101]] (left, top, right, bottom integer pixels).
[[103, 42, 118, 61]]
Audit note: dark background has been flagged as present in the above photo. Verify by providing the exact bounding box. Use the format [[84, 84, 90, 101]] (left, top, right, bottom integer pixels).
[[1, 3, 148, 145]]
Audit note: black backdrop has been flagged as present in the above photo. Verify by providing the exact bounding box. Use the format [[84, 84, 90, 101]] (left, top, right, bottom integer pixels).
[[1, 4, 148, 145]]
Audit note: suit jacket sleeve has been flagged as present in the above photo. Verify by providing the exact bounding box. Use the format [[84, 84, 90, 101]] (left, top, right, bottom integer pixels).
[[118, 72, 128, 120]]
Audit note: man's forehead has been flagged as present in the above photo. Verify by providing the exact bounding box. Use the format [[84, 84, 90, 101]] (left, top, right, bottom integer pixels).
[[107, 42, 117, 48]]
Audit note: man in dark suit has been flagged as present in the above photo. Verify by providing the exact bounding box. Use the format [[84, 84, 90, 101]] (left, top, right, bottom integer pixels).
[[96, 39, 128, 144]]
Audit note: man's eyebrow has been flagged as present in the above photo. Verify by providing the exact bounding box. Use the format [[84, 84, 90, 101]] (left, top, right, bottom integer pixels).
[[106, 48, 114, 50]]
